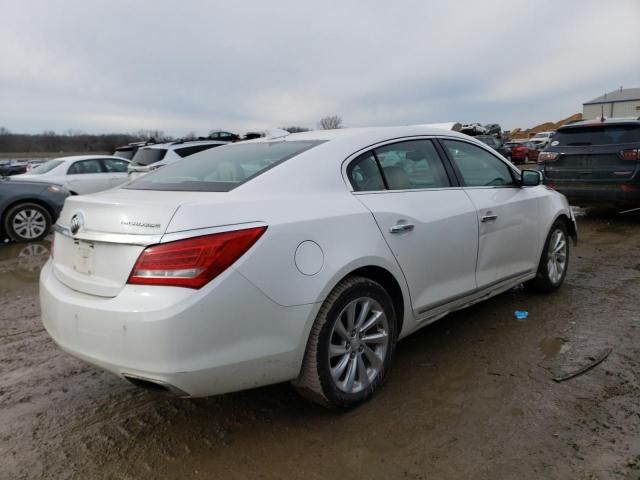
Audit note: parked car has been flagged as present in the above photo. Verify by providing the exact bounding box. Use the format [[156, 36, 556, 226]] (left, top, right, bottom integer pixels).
[[208, 131, 240, 142], [530, 131, 554, 149], [11, 155, 130, 195], [461, 123, 488, 136], [504, 141, 540, 164], [41, 125, 576, 409], [484, 124, 502, 136], [0, 160, 28, 177], [475, 135, 510, 158], [539, 117, 640, 207], [1, 178, 68, 242], [113, 141, 156, 160], [127, 139, 228, 180]]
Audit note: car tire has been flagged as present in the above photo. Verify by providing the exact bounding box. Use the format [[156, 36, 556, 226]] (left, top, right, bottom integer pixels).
[[3, 202, 52, 243], [293, 276, 397, 409], [526, 220, 570, 293]]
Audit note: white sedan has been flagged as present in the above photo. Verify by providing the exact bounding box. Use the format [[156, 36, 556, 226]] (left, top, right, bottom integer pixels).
[[12, 155, 130, 195], [40, 126, 576, 409]]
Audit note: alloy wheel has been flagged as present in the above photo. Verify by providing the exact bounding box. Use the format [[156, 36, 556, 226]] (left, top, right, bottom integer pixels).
[[547, 229, 567, 284], [328, 297, 390, 394], [12, 208, 47, 240]]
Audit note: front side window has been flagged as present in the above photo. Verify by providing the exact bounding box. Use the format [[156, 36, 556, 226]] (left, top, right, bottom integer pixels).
[[442, 140, 516, 187], [67, 159, 104, 175], [127, 140, 324, 192], [102, 159, 129, 172]]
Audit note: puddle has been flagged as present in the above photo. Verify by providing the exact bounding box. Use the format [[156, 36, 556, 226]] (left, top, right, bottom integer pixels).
[[0, 240, 51, 293], [538, 337, 570, 360]]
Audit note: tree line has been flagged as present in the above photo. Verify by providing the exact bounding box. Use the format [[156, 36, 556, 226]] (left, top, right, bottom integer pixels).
[[0, 116, 343, 153]]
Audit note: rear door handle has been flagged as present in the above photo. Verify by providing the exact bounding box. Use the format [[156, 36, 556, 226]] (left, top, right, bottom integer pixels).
[[481, 214, 498, 223], [389, 223, 415, 234]]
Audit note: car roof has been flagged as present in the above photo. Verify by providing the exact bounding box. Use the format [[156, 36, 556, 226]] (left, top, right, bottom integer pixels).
[[250, 125, 471, 145], [52, 155, 130, 162], [558, 117, 640, 130]]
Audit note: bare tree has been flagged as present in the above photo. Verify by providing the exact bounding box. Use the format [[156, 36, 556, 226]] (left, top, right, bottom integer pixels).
[[318, 115, 342, 130]]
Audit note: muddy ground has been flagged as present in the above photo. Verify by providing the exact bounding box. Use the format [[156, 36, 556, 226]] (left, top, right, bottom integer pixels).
[[1, 210, 639, 480]]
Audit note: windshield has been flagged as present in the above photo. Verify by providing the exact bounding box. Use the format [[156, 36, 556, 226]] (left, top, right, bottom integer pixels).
[[553, 125, 640, 146], [533, 133, 550, 139], [126, 140, 324, 192], [131, 148, 168, 166], [25, 160, 63, 175]]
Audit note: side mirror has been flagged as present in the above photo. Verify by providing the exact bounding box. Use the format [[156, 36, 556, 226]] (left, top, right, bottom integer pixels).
[[520, 169, 540, 187]]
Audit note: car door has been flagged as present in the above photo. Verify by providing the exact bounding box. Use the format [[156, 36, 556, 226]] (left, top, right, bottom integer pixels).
[[348, 138, 479, 316], [100, 158, 130, 188], [440, 138, 542, 289], [66, 159, 113, 194]]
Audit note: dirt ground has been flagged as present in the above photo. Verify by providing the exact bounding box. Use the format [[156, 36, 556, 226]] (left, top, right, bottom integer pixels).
[[1, 210, 639, 480]]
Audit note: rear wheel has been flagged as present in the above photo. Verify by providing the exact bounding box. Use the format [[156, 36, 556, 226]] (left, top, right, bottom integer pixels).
[[526, 220, 569, 292], [293, 276, 397, 409], [3, 202, 52, 242]]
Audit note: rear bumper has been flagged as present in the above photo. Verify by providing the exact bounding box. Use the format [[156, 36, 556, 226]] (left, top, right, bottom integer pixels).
[[547, 184, 640, 207], [40, 260, 317, 397]]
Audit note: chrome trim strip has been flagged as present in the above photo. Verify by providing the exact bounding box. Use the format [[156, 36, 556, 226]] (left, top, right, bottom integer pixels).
[[417, 269, 534, 316], [54, 224, 163, 246]]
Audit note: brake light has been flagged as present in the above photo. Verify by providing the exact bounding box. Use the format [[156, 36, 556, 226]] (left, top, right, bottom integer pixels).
[[621, 184, 639, 192], [538, 152, 559, 162], [620, 149, 639, 161], [128, 226, 267, 288]]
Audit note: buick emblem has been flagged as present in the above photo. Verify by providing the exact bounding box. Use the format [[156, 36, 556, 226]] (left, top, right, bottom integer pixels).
[[70, 213, 84, 236]]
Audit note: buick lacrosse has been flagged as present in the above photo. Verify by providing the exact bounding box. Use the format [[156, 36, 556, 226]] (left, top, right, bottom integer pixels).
[[40, 126, 577, 409]]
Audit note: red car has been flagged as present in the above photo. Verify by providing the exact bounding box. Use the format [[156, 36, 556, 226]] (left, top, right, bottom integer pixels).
[[505, 141, 540, 164]]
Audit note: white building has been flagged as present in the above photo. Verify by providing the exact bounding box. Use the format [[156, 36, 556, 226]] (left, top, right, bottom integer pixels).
[[583, 87, 640, 119]]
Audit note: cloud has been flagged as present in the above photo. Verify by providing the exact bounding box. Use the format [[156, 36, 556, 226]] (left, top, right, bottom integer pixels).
[[0, 0, 638, 135]]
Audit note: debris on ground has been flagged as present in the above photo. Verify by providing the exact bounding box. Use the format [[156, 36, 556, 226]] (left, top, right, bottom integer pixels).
[[553, 347, 613, 383], [514, 310, 529, 320]]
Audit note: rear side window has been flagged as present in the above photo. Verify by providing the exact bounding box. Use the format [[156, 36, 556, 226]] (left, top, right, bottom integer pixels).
[[375, 140, 450, 189], [553, 125, 640, 146], [67, 159, 104, 175], [131, 148, 168, 166], [348, 140, 450, 191], [126, 141, 324, 192], [348, 153, 385, 191], [174, 144, 221, 158], [443, 140, 516, 187], [113, 149, 135, 160]]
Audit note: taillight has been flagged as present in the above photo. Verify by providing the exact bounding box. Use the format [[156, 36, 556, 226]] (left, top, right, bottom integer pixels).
[[619, 149, 639, 161], [538, 152, 559, 162], [128, 226, 267, 288]]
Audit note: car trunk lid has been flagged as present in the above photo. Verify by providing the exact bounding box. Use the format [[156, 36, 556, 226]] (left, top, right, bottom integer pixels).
[[52, 189, 213, 297]]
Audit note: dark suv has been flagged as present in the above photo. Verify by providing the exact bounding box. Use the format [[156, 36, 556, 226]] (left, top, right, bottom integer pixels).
[[539, 118, 640, 207]]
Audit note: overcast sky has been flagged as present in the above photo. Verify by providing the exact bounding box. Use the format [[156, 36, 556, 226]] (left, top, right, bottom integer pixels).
[[0, 0, 638, 136]]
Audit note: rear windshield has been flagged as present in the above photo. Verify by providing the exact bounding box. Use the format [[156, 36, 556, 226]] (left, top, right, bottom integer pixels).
[[113, 149, 135, 160], [131, 148, 168, 166], [553, 125, 640, 146], [25, 160, 63, 175], [126, 140, 324, 192]]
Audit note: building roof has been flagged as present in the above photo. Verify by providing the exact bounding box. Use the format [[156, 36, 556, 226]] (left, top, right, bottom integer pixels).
[[584, 88, 640, 105]]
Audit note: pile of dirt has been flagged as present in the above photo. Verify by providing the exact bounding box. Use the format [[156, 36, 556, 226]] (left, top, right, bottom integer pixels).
[[509, 113, 583, 139]]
